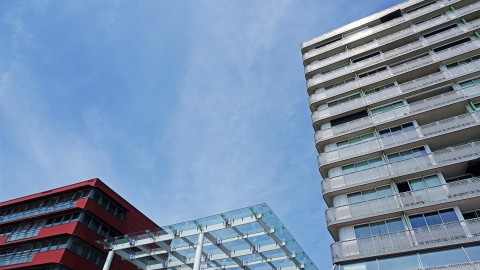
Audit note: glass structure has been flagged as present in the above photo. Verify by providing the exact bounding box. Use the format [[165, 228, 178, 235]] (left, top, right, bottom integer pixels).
[[101, 204, 318, 270]]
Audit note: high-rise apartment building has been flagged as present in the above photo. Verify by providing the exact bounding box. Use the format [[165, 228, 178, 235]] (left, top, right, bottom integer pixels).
[[300, 0, 480, 269], [0, 178, 159, 270]]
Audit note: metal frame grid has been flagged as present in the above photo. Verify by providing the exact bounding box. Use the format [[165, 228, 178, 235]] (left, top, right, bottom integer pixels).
[[100, 204, 318, 270]]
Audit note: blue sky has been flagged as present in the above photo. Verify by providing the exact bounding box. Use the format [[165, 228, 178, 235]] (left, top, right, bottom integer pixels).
[[0, 0, 403, 268]]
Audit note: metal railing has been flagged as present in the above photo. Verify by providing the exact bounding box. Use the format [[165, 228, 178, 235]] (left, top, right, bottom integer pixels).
[[307, 37, 480, 90], [314, 83, 480, 143], [306, 13, 466, 80], [318, 111, 480, 166], [326, 177, 480, 226], [322, 140, 480, 194], [331, 217, 480, 263], [302, 0, 467, 61]]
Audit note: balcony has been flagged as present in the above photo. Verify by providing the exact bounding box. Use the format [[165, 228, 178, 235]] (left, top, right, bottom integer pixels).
[[305, 7, 480, 78], [331, 217, 480, 263], [307, 38, 480, 92], [311, 56, 480, 121], [302, 0, 467, 62], [318, 111, 480, 166], [326, 177, 480, 226], [314, 83, 480, 144], [322, 140, 480, 195]]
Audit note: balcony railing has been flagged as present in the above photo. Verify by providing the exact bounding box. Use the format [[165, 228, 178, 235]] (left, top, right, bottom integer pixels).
[[326, 177, 480, 226], [318, 111, 480, 166], [314, 83, 480, 143], [331, 217, 480, 263], [322, 140, 480, 194], [311, 54, 480, 121], [305, 10, 480, 78], [417, 261, 480, 270], [302, 0, 466, 61], [307, 38, 480, 91]]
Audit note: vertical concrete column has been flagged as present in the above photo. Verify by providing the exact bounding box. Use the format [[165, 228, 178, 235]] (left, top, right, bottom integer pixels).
[[193, 232, 205, 270], [103, 250, 115, 270]]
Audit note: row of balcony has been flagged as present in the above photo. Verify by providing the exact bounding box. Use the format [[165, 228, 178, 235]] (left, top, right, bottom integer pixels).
[[302, 0, 464, 61], [307, 38, 480, 92], [331, 217, 480, 263], [305, 1, 480, 74], [326, 176, 480, 226], [312, 58, 480, 123], [314, 83, 480, 144], [308, 18, 480, 90], [321, 140, 480, 195], [318, 111, 480, 167]]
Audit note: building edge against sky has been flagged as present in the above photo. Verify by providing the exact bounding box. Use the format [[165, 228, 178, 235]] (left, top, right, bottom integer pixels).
[[0, 178, 159, 270], [301, 0, 480, 269]]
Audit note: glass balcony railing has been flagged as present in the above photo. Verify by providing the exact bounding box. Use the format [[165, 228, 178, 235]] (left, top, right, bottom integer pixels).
[[318, 111, 480, 166], [315, 83, 480, 143], [322, 140, 480, 194], [302, 0, 467, 62], [326, 177, 480, 226], [331, 217, 480, 263], [307, 38, 480, 91]]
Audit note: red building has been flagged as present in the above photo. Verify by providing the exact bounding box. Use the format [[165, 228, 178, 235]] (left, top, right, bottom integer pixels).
[[0, 178, 159, 270]]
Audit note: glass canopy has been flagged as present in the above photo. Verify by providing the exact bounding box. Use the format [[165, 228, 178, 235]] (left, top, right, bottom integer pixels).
[[101, 203, 318, 270]]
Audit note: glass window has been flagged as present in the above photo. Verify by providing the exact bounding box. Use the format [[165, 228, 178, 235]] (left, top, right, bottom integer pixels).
[[341, 261, 378, 270], [364, 83, 395, 96], [386, 219, 405, 233], [342, 164, 356, 174], [446, 54, 480, 69], [354, 225, 371, 238], [325, 77, 356, 90], [354, 218, 404, 238], [424, 212, 443, 226], [464, 245, 480, 261], [409, 179, 425, 191], [377, 254, 420, 270], [409, 214, 427, 229], [336, 132, 375, 149], [347, 192, 363, 204], [439, 209, 459, 223], [376, 186, 394, 197], [370, 101, 404, 115], [409, 209, 458, 229], [379, 122, 414, 137], [424, 175, 441, 187], [419, 248, 469, 268], [370, 222, 388, 236], [387, 147, 426, 163]]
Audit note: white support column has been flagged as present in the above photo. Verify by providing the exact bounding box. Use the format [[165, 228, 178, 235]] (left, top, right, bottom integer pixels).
[[103, 250, 115, 270], [193, 232, 205, 270]]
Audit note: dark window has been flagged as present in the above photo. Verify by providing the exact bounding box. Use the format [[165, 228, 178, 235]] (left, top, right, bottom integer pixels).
[[433, 38, 470, 53], [405, 1, 436, 14], [380, 9, 402, 23], [423, 24, 458, 38], [352, 51, 381, 63], [331, 111, 368, 126]]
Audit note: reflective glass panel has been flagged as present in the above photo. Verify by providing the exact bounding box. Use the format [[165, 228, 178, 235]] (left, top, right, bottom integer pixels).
[[424, 212, 442, 226], [377, 254, 420, 270], [464, 245, 480, 261], [409, 214, 427, 228], [419, 248, 469, 267], [341, 260, 378, 270], [354, 225, 371, 238], [439, 209, 458, 223], [386, 219, 405, 233]]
